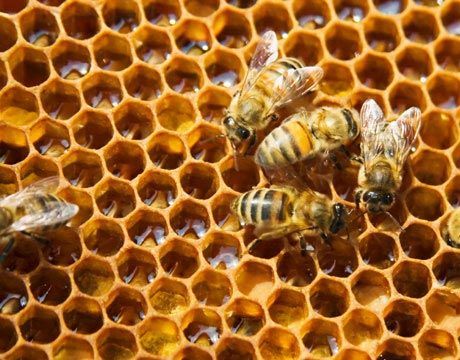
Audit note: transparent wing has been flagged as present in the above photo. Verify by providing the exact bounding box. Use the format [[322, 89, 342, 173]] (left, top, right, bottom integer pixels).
[[0, 177, 60, 208]]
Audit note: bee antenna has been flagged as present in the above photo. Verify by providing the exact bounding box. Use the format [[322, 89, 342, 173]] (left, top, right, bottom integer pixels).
[[384, 211, 404, 233], [196, 134, 225, 147]]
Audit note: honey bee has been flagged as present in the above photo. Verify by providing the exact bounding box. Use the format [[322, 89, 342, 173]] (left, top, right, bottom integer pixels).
[[223, 30, 323, 155], [442, 209, 460, 248], [255, 107, 360, 169], [355, 99, 421, 214], [0, 177, 79, 263], [232, 185, 347, 250]]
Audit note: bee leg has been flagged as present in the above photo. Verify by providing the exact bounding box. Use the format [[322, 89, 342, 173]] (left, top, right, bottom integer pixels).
[[320, 232, 332, 247], [20, 231, 50, 246], [354, 190, 362, 210], [329, 152, 343, 170], [247, 239, 262, 254], [298, 234, 307, 257], [0, 237, 15, 264]]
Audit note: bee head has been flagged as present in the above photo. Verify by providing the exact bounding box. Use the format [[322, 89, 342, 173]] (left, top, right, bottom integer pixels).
[[0, 207, 12, 232], [329, 203, 346, 234], [363, 190, 394, 213], [223, 115, 255, 152]]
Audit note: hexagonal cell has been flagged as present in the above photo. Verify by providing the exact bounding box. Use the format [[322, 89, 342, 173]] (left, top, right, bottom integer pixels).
[[192, 269, 232, 306], [83, 218, 124, 257], [421, 111, 457, 150], [246, 234, 285, 259], [124, 67, 162, 102], [180, 163, 219, 200], [0, 0, 27, 13], [268, 288, 307, 327], [62, 150, 103, 188], [355, 53, 393, 90], [259, 327, 300, 360], [403, 10, 439, 43], [30, 267, 70, 305], [51, 40, 91, 80], [392, 261, 431, 298], [212, 193, 241, 231], [127, 209, 167, 248], [0, 271, 27, 315], [19, 305, 60, 343], [0, 16, 17, 51], [0, 125, 28, 165], [30, 119, 69, 157], [40, 80, 81, 120], [19, 156, 59, 186], [169, 200, 210, 239], [106, 287, 147, 325], [217, 338, 256, 360], [188, 125, 227, 163], [284, 32, 322, 66], [147, 133, 186, 170], [174, 19, 211, 55], [95, 179, 135, 218], [400, 223, 438, 260], [310, 278, 349, 317], [293, 0, 330, 29], [276, 250, 316, 286], [117, 248, 157, 287], [174, 347, 212, 360], [253, 2, 293, 39], [441, 1, 460, 34], [433, 252, 460, 290], [428, 73, 460, 109], [72, 111, 113, 149], [186, 0, 219, 16], [160, 239, 199, 277], [57, 187, 93, 226], [389, 82, 426, 113], [94, 33, 132, 72], [364, 16, 400, 52], [61, 1, 100, 40], [213, 9, 251, 48], [82, 73, 123, 109], [139, 317, 180, 356], [376, 339, 416, 360], [102, 0, 140, 33], [42, 227, 82, 266], [419, 329, 457, 359], [301, 319, 341, 357], [351, 270, 390, 311], [342, 309, 382, 348], [165, 57, 203, 93], [221, 157, 260, 192], [198, 87, 231, 124], [53, 336, 94, 360], [132, 27, 171, 66], [143, 0, 181, 26], [373, 0, 407, 14], [19, 7, 59, 47], [0, 167, 17, 196], [396, 46, 433, 83], [326, 23, 362, 60], [74, 256, 114, 297], [137, 171, 176, 209], [235, 261, 274, 297], [359, 232, 397, 269], [1, 236, 39, 274], [156, 95, 195, 132], [320, 62, 354, 97], [0, 87, 39, 126], [182, 308, 222, 346], [435, 38, 460, 72], [225, 298, 264, 336], [205, 49, 243, 88], [318, 236, 358, 277], [413, 150, 450, 186], [5, 345, 47, 360], [334, 0, 368, 22], [0, 318, 16, 353], [63, 296, 103, 334], [426, 289, 460, 325], [202, 232, 241, 269], [383, 299, 424, 337], [226, 0, 256, 8], [9, 46, 50, 87], [104, 141, 145, 180], [149, 278, 189, 315], [406, 187, 444, 221], [97, 328, 137, 360]]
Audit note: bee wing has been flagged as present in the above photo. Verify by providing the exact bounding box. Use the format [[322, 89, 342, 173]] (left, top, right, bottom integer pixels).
[[0, 177, 60, 208]]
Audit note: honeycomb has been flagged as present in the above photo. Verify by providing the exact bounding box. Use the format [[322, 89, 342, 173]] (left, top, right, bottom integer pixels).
[[0, 0, 459, 359]]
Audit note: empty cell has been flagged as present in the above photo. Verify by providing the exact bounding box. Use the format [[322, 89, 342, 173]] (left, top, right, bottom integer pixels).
[[364, 16, 400, 52], [205, 50, 243, 88], [157, 94, 196, 132], [51, 40, 91, 80], [373, 0, 407, 14], [19, 305, 60, 343], [0, 16, 17, 51], [9, 46, 50, 87], [40, 80, 81, 120], [355, 54, 393, 89], [169, 200, 210, 239], [320, 62, 354, 96], [127, 209, 167, 248], [62, 150, 103, 188], [302, 319, 341, 357], [149, 278, 189, 315], [211, 194, 241, 231], [63, 296, 103, 334], [277, 250, 317, 286], [139, 317, 181, 356], [334, 0, 369, 23], [0, 319, 17, 352], [20, 156, 59, 187], [148, 133, 186, 170], [174, 347, 212, 360], [433, 252, 460, 290], [83, 219, 124, 256], [310, 278, 349, 317], [30, 267, 71, 305], [0, 272, 27, 315], [165, 57, 203, 93], [441, 1, 460, 35], [225, 298, 265, 336], [1, 237, 39, 274], [376, 339, 416, 360], [428, 74, 460, 109], [137, 170, 177, 209], [422, 111, 457, 150], [268, 289, 307, 327], [174, 20, 211, 55], [61, 1, 100, 40], [217, 338, 256, 360], [185, 0, 219, 16], [396, 46, 433, 82], [182, 308, 222, 346], [259, 328, 300, 360], [192, 269, 232, 306], [435, 38, 460, 72], [426, 289, 460, 325], [293, 0, 331, 29], [198, 88, 231, 124], [413, 150, 450, 185], [93, 33, 132, 72], [326, 23, 362, 60], [188, 125, 227, 163], [419, 329, 457, 359], [235, 261, 274, 297], [102, 0, 140, 33], [97, 328, 137, 360], [318, 236, 358, 277], [19, 7, 59, 47], [180, 163, 218, 200], [0, 87, 38, 126], [0, 125, 29, 165], [400, 223, 439, 260], [384, 299, 424, 337], [5, 346, 47, 360], [392, 261, 431, 298], [82, 73, 123, 109], [104, 142, 145, 180], [160, 239, 199, 278], [42, 227, 82, 266], [58, 187, 93, 226], [221, 157, 260, 192], [117, 249, 157, 287], [203, 232, 241, 269], [74, 257, 114, 297], [284, 32, 322, 66], [403, 10, 439, 43], [0, 0, 27, 14], [406, 187, 444, 221], [343, 309, 382, 347], [53, 337, 94, 360], [95, 179, 135, 218], [30, 119, 70, 157], [214, 9, 251, 48], [359, 232, 398, 269], [132, 26, 171, 64], [352, 270, 390, 311], [389, 82, 426, 113], [106, 287, 147, 325], [124, 65, 163, 100], [253, 2, 293, 39], [143, 0, 181, 26]]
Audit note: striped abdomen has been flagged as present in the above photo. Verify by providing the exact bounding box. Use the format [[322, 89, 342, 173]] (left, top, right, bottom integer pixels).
[[256, 114, 313, 169], [233, 188, 293, 227]]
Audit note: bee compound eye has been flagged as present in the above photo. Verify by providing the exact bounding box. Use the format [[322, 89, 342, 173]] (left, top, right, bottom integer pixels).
[[237, 127, 250, 139]]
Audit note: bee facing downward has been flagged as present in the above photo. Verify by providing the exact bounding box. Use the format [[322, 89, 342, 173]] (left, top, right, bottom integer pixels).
[[355, 99, 421, 214], [255, 106, 360, 169], [232, 185, 347, 250], [442, 208, 460, 249], [223, 30, 323, 155], [0, 177, 79, 263]]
